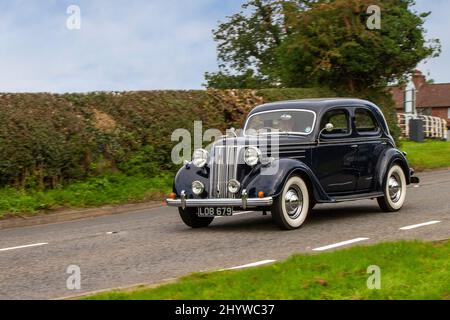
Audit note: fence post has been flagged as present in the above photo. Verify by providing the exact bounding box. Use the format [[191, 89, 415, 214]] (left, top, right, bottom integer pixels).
[[404, 115, 448, 140]]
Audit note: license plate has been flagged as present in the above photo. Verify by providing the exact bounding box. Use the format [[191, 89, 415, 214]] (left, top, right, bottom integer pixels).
[[198, 207, 234, 217]]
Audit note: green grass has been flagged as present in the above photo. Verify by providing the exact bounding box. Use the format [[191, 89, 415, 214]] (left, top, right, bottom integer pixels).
[[85, 240, 450, 300], [401, 140, 450, 170], [0, 174, 172, 219]]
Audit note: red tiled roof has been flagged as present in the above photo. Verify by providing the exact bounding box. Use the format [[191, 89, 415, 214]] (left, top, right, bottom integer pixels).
[[389, 83, 450, 110], [389, 86, 404, 110], [417, 83, 450, 108]]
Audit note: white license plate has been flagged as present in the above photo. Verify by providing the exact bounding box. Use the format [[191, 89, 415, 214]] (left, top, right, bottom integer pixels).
[[198, 207, 234, 217]]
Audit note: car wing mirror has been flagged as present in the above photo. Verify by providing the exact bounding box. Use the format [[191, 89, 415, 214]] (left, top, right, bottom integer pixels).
[[318, 123, 334, 145], [324, 123, 334, 133]]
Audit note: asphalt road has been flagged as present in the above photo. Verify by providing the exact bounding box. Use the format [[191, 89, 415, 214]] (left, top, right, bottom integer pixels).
[[0, 169, 449, 300]]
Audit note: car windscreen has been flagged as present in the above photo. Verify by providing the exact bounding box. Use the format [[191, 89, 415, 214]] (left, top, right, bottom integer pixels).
[[244, 110, 316, 136]]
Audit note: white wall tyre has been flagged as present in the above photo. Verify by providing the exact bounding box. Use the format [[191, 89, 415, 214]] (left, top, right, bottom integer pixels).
[[377, 164, 407, 212], [271, 175, 310, 230]]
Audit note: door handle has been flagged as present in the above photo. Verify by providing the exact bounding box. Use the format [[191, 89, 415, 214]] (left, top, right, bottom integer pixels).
[[351, 145, 359, 149]]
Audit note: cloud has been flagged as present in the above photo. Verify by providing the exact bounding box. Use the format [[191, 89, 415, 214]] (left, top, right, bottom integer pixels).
[[415, 0, 450, 83], [0, 0, 242, 92], [0, 0, 448, 92]]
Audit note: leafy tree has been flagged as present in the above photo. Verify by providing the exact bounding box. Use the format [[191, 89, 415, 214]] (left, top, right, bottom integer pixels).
[[206, 0, 441, 94], [205, 0, 302, 88]]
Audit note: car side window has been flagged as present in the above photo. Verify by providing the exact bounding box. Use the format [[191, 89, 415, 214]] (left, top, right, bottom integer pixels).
[[355, 108, 379, 134], [320, 109, 350, 136]]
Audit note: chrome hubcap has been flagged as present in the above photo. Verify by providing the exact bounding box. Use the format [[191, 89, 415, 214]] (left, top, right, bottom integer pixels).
[[388, 173, 402, 203], [284, 186, 303, 219]]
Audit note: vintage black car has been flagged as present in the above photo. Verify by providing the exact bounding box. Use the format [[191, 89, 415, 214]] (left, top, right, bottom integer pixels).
[[167, 98, 419, 230]]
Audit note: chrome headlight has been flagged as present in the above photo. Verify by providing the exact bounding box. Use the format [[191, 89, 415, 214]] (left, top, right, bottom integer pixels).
[[244, 147, 261, 166], [192, 181, 205, 195], [192, 149, 209, 168], [227, 179, 241, 194]]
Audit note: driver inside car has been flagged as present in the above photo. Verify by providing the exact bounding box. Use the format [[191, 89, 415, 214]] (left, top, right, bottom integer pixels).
[[279, 114, 295, 133]]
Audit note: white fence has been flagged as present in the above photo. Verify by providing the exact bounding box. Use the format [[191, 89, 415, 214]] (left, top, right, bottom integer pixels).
[[397, 113, 448, 140]]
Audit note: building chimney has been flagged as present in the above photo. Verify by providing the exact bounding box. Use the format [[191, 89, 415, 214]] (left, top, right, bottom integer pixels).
[[412, 70, 426, 90], [404, 79, 416, 114]]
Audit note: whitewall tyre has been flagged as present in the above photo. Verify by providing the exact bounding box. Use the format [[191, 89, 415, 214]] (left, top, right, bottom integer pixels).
[[271, 176, 311, 230], [377, 165, 407, 212]]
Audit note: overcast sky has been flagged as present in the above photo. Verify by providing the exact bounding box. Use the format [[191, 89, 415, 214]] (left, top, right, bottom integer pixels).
[[0, 0, 448, 93]]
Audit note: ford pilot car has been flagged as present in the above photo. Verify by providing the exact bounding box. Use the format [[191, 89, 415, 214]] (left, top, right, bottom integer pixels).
[[167, 98, 420, 230]]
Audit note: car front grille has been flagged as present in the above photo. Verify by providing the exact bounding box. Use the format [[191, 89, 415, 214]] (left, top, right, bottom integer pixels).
[[208, 141, 308, 199], [209, 145, 243, 199]]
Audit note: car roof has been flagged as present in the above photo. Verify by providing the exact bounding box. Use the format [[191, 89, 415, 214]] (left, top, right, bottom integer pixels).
[[246, 98, 390, 136], [248, 98, 380, 116]]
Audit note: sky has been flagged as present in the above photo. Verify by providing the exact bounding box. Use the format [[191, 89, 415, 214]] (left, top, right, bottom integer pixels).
[[0, 0, 448, 93]]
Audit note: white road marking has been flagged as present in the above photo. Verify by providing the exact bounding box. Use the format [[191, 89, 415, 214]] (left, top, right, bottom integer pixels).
[[216, 211, 255, 218], [233, 211, 255, 216], [313, 238, 370, 252], [399, 221, 441, 231], [0, 242, 48, 252], [221, 260, 277, 271]]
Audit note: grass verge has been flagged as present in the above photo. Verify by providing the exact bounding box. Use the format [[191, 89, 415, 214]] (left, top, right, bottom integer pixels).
[[0, 174, 172, 219], [401, 140, 450, 171], [85, 240, 450, 300]]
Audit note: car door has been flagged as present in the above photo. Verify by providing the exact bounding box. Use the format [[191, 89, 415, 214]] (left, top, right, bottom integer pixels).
[[314, 108, 358, 194], [353, 107, 386, 191]]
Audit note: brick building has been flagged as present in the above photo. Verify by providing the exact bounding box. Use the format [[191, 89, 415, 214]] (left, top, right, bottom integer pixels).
[[390, 70, 450, 129]]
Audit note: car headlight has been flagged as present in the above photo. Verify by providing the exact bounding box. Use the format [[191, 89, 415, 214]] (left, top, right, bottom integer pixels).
[[192, 181, 205, 195], [192, 149, 209, 168], [227, 179, 241, 194], [244, 147, 261, 166]]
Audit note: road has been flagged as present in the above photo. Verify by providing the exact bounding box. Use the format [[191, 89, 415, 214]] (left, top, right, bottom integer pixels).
[[0, 169, 449, 300]]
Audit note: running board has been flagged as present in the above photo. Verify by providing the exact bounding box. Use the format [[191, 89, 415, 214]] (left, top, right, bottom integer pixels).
[[332, 192, 384, 203]]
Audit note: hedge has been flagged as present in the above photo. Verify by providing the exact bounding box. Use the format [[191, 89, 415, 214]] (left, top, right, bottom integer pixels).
[[0, 88, 398, 190]]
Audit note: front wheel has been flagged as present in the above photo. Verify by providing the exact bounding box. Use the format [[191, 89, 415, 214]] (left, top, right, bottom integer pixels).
[[377, 164, 407, 212], [179, 208, 214, 228], [271, 175, 311, 230]]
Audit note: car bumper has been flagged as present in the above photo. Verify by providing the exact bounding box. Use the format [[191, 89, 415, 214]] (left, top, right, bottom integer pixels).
[[166, 197, 273, 209]]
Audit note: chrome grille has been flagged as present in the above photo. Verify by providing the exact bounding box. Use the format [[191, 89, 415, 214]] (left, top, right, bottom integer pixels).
[[209, 145, 242, 198]]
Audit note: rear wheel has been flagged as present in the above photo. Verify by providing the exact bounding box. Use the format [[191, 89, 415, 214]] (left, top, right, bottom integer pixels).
[[179, 208, 214, 228], [377, 164, 407, 212], [271, 176, 311, 230]]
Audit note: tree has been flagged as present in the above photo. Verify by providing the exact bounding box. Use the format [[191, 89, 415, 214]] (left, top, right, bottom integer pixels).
[[205, 0, 310, 89], [206, 0, 440, 94]]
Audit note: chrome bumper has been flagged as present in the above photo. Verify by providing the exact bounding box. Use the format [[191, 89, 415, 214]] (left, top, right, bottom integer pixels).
[[166, 197, 273, 209]]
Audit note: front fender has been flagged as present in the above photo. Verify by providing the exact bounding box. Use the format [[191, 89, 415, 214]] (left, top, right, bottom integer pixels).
[[172, 164, 210, 198], [244, 159, 332, 202], [376, 147, 412, 191]]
